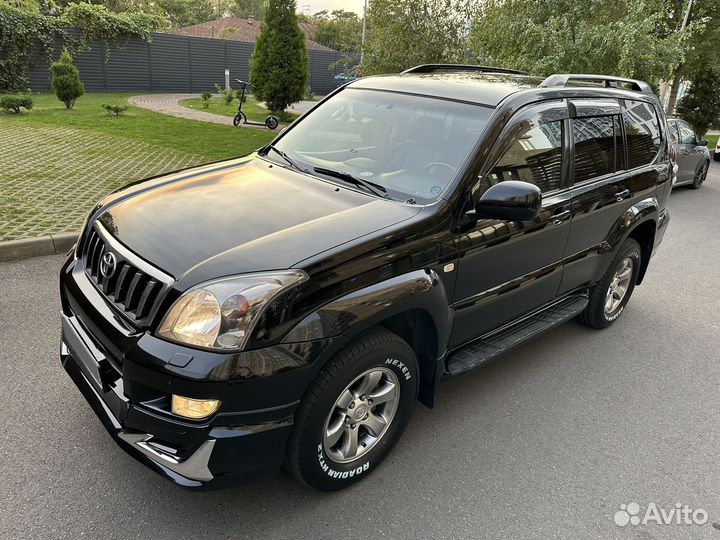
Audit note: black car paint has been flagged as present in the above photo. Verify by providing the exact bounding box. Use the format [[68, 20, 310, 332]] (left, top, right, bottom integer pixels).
[[60, 72, 670, 489]]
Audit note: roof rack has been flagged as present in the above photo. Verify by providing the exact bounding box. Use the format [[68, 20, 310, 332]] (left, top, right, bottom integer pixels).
[[402, 64, 528, 76], [539, 74, 654, 95]]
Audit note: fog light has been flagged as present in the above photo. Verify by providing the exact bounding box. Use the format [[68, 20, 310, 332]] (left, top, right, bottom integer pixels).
[[171, 395, 221, 419]]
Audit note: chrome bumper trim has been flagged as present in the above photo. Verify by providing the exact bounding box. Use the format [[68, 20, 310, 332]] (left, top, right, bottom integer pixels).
[[118, 433, 216, 482]]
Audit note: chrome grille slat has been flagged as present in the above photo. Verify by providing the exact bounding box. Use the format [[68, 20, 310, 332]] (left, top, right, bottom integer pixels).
[[80, 223, 174, 326]]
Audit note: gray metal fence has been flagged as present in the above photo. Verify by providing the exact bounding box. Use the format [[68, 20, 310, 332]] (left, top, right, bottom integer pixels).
[[28, 32, 349, 95]]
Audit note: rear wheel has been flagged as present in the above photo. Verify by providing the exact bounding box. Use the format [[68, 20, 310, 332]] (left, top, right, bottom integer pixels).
[[265, 115, 279, 130], [287, 329, 418, 491], [690, 161, 709, 189], [578, 238, 641, 329]]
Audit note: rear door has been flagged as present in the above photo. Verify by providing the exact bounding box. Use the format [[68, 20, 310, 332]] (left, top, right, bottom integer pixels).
[[559, 98, 662, 293]]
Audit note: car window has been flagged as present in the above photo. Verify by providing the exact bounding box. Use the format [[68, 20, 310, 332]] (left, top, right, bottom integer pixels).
[[573, 115, 625, 182], [678, 122, 696, 145], [271, 88, 493, 202], [623, 100, 662, 169], [486, 120, 563, 193], [668, 121, 679, 143]]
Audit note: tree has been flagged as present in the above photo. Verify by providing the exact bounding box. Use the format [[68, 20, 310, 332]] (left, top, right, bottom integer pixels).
[[468, 0, 685, 87], [310, 9, 363, 53], [250, 0, 307, 112], [676, 66, 720, 137], [230, 0, 264, 19], [659, 0, 720, 112], [364, 0, 474, 75], [50, 49, 84, 108]]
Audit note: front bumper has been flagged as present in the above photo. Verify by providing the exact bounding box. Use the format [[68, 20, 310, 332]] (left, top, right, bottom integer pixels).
[[61, 313, 294, 489], [59, 256, 340, 489]]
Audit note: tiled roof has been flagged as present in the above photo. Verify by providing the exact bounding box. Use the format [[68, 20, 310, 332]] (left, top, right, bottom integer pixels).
[[173, 17, 335, 51]]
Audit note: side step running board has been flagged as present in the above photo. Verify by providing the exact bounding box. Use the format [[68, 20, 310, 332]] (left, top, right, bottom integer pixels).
[[445, 296, 589, 377]]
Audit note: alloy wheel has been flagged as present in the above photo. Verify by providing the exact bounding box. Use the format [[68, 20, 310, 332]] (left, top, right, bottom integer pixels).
[[322, 367, 400, 464], [605, 257, 634, 314]]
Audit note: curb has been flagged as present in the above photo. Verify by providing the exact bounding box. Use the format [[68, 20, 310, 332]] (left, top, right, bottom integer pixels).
[[0, 232, 79, 263]]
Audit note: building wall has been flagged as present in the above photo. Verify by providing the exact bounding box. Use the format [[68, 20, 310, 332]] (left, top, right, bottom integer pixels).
[[28, 31, 351, 96]]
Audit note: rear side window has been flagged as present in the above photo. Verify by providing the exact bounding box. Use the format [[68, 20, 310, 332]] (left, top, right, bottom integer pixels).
[[572, 115, 624, 182], [623, 100, 661, 168], [488, 120, 564, 193], [668, 121, 679, 143]]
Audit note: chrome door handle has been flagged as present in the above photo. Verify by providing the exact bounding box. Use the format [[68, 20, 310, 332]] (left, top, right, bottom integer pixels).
[[616, 189, 630, 202], [552, 210, 571, 225]]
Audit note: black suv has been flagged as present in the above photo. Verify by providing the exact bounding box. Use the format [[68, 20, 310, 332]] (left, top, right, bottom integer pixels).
[[60, 66, 671, 491]]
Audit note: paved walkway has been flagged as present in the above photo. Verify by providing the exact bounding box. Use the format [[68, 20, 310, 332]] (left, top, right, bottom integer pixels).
[[129, 94, 315, 126], [129, 94, 234, 126]]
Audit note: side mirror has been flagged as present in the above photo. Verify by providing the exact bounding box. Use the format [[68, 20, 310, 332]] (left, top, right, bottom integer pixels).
[[475, 180, 542, 221], [697, 139, 708, 147]]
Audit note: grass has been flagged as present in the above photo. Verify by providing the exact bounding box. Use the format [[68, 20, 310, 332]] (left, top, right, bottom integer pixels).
[[180, 96, 299, 124], [0, 93, 274, 162], [705, 134, 718, 151], [0, 93, 276, 240]]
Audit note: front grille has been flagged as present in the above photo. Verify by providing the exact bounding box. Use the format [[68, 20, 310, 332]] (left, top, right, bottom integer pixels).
[[81, 225, 171, 326]]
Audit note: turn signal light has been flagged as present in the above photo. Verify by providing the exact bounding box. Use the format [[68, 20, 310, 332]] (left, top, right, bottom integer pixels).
[[171, 395, 220, 419]]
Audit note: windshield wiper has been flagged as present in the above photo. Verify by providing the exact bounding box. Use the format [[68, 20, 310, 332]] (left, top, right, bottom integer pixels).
[[262, 145, 308, 174], [313, 167, 388, 198]]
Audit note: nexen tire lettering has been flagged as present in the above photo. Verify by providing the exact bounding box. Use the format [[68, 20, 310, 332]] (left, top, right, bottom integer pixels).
[[385, 358, 412, 380], [317, 444, 369, 478]]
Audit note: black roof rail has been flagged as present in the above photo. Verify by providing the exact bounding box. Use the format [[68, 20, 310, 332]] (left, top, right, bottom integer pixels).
[[402, 64, 528, 76], [539, 74, 654, 95]]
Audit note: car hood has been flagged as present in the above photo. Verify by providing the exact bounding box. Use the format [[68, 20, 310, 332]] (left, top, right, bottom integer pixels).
[[97, 156, 421, 281]]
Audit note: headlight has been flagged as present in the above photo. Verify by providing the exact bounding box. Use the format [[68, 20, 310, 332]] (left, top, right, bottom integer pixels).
[[157, 271, 307, 351]]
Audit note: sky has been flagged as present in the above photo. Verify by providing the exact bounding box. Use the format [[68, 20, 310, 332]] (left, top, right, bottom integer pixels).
[[296, 0, 366, 16]]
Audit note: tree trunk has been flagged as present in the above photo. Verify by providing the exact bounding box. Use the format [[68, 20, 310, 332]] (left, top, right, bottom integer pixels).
[[666, 64, 683, 114]]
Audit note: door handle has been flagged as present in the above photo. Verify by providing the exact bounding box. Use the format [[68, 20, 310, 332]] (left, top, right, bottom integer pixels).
[[552, 209, 571, 225], [616, 189, 630, 202]]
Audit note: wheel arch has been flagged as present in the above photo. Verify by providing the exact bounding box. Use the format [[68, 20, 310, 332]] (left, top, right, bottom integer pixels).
[[283, 269, 452, 408]]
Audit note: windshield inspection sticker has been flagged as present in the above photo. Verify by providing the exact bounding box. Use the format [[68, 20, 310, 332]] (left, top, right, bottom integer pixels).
[[431, 185, 442, 195]]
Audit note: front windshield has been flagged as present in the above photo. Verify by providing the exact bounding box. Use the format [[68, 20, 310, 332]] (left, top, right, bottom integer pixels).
[[272, 88, 493, 202]]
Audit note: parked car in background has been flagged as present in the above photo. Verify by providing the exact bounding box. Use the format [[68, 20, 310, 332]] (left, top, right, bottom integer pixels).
[[60, 67, 671, 492], [667, 117, 711, 188]]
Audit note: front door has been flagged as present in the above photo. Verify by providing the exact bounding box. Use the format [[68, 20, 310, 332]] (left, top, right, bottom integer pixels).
[[676, 120, 705, 183], [450, 101, 573, 348]]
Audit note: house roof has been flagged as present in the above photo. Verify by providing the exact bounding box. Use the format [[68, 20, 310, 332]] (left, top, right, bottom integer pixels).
[[173, 17, 335, 52]]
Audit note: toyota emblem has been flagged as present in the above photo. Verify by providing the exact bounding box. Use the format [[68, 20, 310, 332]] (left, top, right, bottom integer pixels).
[[100, 252, 117, 279]]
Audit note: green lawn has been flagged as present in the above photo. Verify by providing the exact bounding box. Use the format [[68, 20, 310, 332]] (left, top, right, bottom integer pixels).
[[0, 93, 275, 240], [180, 96, 299, 124], [706, 134, 718, 152], [0, 93, 274, 162]]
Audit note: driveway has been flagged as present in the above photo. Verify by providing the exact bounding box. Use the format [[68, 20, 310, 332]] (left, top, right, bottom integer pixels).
[[1, 164, 719, 539]]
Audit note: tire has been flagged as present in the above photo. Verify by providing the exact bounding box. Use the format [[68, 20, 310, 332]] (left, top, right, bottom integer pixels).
[[578, 238, 642, 329], [232, 112, 245, 127], [265, 115, 279, 130], [689, 161, 709, 189], [713, 152, 720, 162], [287, 329, 418, 491]]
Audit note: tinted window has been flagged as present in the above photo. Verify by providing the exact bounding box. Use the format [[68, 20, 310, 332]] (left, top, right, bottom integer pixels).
[[488, 121, 563, 193], [572, 115, 625, 182], [678, 122, 696, 145], [623, 100, 661, 168]]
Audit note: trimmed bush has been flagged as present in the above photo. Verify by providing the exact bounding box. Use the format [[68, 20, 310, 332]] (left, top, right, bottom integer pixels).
[[201, 91, 212, 108], [0, 94, 33, 113], [51, 49, 85, 109], [102, 103, 129, 116]]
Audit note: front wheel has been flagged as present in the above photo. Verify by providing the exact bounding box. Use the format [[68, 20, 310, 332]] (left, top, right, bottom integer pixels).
[[287, 330, 418, 491], [265, 115, 279, 130], [578, 238, 641, 329], [232, 112, 246, 127]]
